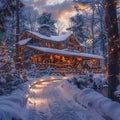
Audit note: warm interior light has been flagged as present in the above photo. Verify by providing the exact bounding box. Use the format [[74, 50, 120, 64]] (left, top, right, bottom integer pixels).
[[90, 59, 96, 64], [55, 55, 61, 59], [77, 58, 82, 61]]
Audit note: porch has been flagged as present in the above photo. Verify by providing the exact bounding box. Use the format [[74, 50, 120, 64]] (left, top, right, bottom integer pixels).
[[22, 45, 104, 74]]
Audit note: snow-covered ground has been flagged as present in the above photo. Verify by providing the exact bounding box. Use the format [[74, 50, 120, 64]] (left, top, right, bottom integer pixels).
[[0, 74, 120, 120], [25, 75, 104, 120], [61, 80, 120, 120]]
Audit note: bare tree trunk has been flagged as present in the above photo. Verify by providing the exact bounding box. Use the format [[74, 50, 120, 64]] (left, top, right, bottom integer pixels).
[[91, 5, 95, 54], [16, 0, 20, 69], [105, 0, 119, 100], [16, 0, 19, 49]]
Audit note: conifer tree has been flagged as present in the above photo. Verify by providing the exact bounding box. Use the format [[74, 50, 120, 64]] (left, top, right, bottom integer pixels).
[[37, 12, 56, 36], [0, 0, 23, 33], [67, 13, 86, 43]]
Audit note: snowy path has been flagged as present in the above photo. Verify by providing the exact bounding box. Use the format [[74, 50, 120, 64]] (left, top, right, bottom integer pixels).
[[25, 77, 105, 120]]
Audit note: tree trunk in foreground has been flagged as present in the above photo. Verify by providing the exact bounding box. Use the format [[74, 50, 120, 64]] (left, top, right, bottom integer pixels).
[[16, 0, 20, 54], [105, 0, 120, 100]]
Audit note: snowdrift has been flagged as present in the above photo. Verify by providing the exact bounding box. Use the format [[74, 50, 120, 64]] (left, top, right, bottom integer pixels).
[[0, 82, 29, 120], [61, 81, 120, 120], [76, 88, 120, 120]]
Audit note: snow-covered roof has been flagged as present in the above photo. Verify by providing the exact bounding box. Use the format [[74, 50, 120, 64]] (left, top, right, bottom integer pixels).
[[80, 43, 86, 47], [27, 45, 104, 59], [27, 31, 72, 42], [39, 24, 55, 30], [18, 38, 32, 45], [0, 56, 4, 61]]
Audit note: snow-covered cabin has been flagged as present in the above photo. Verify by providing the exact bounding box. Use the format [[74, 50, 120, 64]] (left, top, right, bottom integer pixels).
[[18, 31, 104, 73]]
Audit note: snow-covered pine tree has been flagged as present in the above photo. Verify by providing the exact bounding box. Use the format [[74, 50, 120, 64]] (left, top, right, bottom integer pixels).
[[95, 0, 107, 57], [0, 41, 24, 94], [37, 12, 56, 36], [67, 13, 86, 43], [73, 0, 107, 56], [0, 0, 24, 33]]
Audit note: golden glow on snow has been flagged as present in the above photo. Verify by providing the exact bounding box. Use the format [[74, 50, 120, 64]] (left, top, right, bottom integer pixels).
[[39, 79, 45, 82], [29, 88, 42, 94], [41, 82, 50, 85], [28, 97, 46, 106], [50, 76, 56, 80], [26, 75, 73, 109]]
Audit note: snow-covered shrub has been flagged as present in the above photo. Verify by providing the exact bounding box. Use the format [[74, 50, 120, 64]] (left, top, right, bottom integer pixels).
[[0, 51, 28, 95], [114, 85, 120, 100], [0, 88, 4, 95], [0, 70, 26, 95], [114, 75, 120, 100], [0, 76, 6, 84], [67, 73, 108, 90], [93, 74, 108, 89], [67, 74, 88, 89], [27, 64, 58, 78]]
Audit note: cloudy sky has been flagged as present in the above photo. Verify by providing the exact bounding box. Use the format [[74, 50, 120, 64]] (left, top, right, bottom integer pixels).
[[22, 0, 89, 28], [24, 0, 120, 32]]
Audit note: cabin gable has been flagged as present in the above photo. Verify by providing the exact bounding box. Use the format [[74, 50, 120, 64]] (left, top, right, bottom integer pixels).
[[65, 35, 83, 52]]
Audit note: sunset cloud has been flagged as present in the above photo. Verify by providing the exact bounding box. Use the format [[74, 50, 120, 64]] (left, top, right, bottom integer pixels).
[[22, 0, 90, 28], [23, 0, 89, 18]]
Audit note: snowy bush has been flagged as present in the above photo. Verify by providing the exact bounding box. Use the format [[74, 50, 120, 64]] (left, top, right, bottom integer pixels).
[[0, 57, 27, 95], [114, 75, 120, 100], [0, 71, 26, 95], [93, 74, 108, 89], [0, 88, 4, 95], [114, 85, 120, 100], [67, 73, 108, 90], [68, 76, 88, 89], [0, 76, 6, 84]]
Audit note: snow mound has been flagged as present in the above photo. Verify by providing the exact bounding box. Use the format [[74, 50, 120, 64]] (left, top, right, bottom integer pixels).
[[0, 106, 22, 120], [0, 85, 28, 120], [77, 88, 120, 120], [115, 85, 120, 99], [61, 81, 120, 120]]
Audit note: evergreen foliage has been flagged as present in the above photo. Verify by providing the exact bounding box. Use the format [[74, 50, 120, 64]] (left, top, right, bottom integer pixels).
[[0, 0, 24, 33], [37, 12, 56, 36], [67, 13, 87, 43]]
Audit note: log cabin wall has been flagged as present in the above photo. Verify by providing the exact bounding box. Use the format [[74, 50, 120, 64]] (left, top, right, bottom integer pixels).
[[65, 35, 83, 52], [20, 45, 103, 74], [18, 31, 103, 73], [20, 32, 27, 40]]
